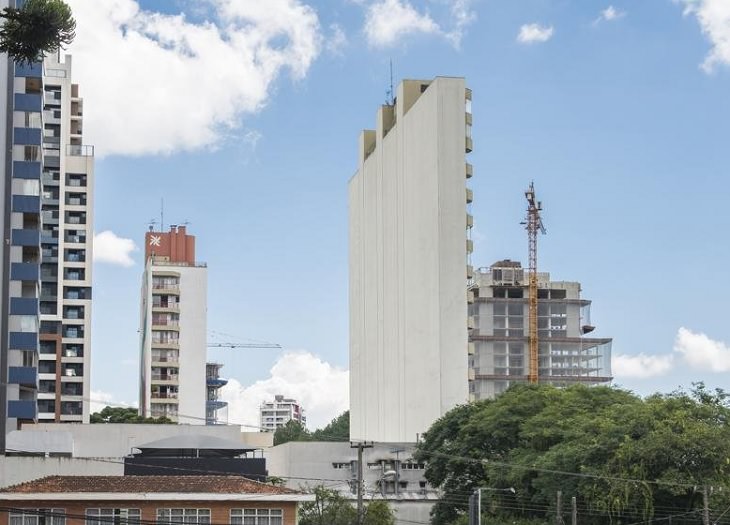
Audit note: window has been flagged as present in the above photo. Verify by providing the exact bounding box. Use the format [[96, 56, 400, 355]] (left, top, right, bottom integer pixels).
[[10, 509, 65, 525], [230, 509, 283, 525], [157, 509, 210, 525], [86, 508, 140, 525]]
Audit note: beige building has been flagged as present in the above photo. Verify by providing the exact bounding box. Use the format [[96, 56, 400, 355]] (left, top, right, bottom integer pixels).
[[349, 77, 473, 442]]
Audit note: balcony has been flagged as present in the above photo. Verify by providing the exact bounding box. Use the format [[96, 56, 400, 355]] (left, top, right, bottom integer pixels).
[[11, 262, 39, 281], [466, 239, 473, 253], [9, 366, 38, 386], [466, 213, 473, 228], [8, 400, 37, 420], [9, 332, 37, 350], [14, 93, 42, 112], [10, 297, 39, 315], [466, 163, 473, 179], [66, 144, 94, 157], [151, 375, 179, 384], [14, 127, 42, 145], [466, 136, 473, 153], [13, 161, 41, 179], [466, 188, 473, 204], [15, 62, 43, 77], [207, 377, 228, 388], [12, 229, 40, 247]]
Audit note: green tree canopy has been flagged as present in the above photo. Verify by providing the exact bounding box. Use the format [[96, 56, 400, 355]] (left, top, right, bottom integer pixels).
[[90, 406, 175, 424], [312, 410, 349, 441], [415, 383, 730, 525], [0, 0, 75, 65], [273, 411, 350, 445], [298, 486, 394, 525]]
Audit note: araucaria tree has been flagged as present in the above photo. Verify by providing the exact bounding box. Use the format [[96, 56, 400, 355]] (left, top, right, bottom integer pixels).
[[0, 0, 75, 65], [415, 383, 730, 525]]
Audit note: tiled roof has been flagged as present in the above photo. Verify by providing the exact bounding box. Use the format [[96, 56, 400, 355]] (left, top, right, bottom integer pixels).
[[0, 476, 298, 495]]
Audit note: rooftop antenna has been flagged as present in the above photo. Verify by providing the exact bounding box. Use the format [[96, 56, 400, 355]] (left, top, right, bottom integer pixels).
[[386, 59, 394, 105], [148, 219, 157, 232], [160, 198, 164, 232]]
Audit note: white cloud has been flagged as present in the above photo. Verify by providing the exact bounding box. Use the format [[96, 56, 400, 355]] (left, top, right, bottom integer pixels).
[[595, 5, 626, 24], [93, 230, 138, 267], [220, 352, 349, 431], [517, 23, 554, 44], [364, 0, 440, 47], [90, 390, 132, 414], [361, 0, 475, 48], [612, 353, 674, 378], [445, 0, 477, 47], [674, 327, 730, 372], [679, 0, 730, 72], [326, 23, 348, 55], [65, 0, 321, 156]]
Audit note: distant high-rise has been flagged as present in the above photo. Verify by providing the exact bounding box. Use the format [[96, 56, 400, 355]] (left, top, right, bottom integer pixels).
[[0, 51, 95, 449], [139, 225, 207, 424], [469, 260, 613, 399], [260, 395, 306, 432], [349, 77, 473, 442]]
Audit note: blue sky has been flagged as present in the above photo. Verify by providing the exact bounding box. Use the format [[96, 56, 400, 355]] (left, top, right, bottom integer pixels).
[[65, 0, 730, 428]]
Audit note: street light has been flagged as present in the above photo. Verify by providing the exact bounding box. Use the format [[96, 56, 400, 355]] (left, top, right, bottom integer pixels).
[[472, 487, 516, 525]]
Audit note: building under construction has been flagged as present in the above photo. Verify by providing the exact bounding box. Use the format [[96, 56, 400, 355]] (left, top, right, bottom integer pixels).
[[468, 260, 612, 400]]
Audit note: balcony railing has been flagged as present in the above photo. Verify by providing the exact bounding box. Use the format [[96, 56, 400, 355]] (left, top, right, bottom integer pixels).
[[66, 144, 94, 157]]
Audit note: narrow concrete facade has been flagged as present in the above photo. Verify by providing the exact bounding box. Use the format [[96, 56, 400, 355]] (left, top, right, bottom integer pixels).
[[349, 77, 472, 442]]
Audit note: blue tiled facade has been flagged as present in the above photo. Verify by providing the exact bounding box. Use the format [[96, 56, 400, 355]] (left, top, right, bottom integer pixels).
[[8, 400, 37, 420]]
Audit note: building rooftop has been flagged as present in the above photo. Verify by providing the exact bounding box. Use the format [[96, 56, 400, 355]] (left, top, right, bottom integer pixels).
[[132, 434, 257, 457], [0, 475, 297, 495]]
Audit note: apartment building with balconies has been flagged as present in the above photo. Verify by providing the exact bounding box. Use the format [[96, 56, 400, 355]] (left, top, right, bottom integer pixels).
[[0, 50, 94, 450], [139, 226, 207, 424], [259, 395, 305, 432], [349, 77, 472, 442]]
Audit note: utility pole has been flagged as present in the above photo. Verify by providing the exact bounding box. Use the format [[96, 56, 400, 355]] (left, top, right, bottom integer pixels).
[[556, 491, 562, 525], [571, 496, 577, 525], [703, 485, 710, 525], [351, 441, 373, 525]]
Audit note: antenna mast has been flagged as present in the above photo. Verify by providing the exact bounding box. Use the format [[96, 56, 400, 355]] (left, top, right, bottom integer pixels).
[[524, 182, 546, 384], [386, 59, 394, 105]]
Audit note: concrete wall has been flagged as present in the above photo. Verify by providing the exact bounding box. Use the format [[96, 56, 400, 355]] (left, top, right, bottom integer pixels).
[[349, 77, 469, 443], [175, 265, 207, 424], [0, 456, 122, 488], [19, 423, 245, 457], [266, 441, 435, 525]]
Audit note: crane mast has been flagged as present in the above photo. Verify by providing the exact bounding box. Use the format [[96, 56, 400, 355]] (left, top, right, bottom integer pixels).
[[524, 183, 546, 384]]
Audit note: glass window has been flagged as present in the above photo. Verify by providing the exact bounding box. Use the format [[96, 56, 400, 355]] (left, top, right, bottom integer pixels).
[[157, 509, 210, 525], [86, 509, 140, 525], [231, 509, 283, 525], [10, 509, 65, 525]]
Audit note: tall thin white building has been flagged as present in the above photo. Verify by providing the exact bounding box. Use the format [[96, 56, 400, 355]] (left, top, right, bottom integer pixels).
[[139, 226, 207, 424], [349, 77, 473, 443], [0, 48, 94, 451]]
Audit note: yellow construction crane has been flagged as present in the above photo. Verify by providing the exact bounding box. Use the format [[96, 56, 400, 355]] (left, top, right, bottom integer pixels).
[[523, 183, 546, 384]]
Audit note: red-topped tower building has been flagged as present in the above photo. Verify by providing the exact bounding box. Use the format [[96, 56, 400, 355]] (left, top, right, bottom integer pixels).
[[139, 225, 207, 423]]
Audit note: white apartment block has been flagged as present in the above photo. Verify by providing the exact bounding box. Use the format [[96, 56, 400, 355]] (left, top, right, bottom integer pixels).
[[139, 226, 207, 424], [0, 49, 94, 450], [260, 395, 305, 432], [349, 77, 473, 443]]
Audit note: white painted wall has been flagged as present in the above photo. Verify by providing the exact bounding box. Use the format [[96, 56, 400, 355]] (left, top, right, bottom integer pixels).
[[349, 78, 469, 443], [175, 265, 207, 424]]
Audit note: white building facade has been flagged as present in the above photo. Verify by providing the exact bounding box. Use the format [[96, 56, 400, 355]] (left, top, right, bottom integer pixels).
[[139, 226, 207, 424], [260, 395, 305, 432], [349, 77, 473, 443]]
